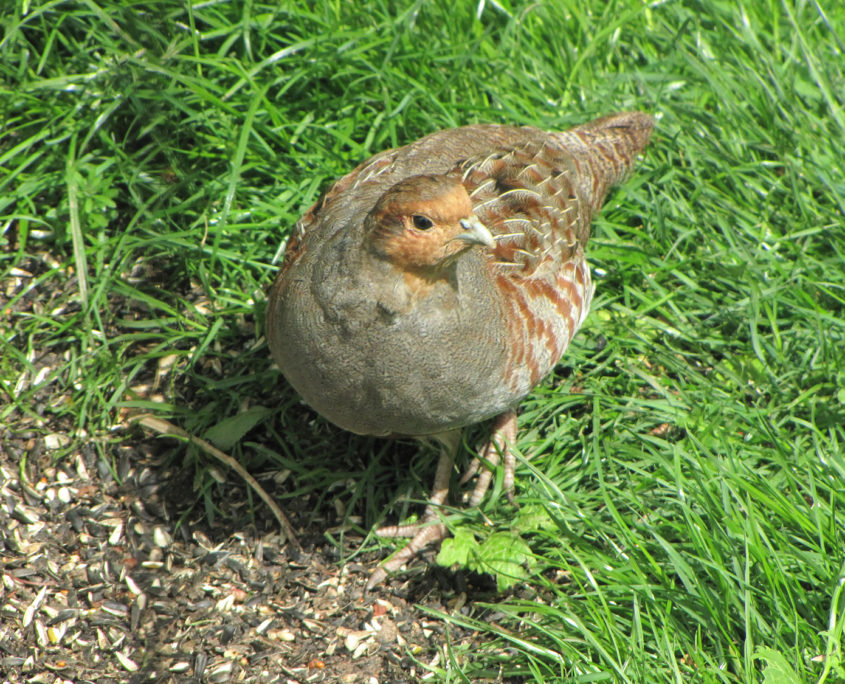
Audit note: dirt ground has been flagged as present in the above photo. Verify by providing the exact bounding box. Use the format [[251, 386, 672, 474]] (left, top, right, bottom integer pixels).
[[0, 257, 513, 683], [1, 436, 511, 683]]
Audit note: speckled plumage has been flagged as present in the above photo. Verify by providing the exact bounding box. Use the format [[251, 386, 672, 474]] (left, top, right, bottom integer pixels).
[[267, 112, 653, 586]]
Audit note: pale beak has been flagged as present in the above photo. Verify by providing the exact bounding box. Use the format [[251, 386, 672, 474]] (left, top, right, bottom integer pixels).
[[456, 215, 496, 248]]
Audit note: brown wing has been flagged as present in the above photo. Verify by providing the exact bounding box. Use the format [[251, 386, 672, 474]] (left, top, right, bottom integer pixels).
[[458, 112, 653, 393]]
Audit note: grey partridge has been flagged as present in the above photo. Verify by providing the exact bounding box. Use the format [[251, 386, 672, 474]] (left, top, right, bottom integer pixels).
[[267, 112, 653, 587]]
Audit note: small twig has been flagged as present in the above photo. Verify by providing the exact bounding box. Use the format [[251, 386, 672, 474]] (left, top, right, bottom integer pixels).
[[134, 414, 299, 548]]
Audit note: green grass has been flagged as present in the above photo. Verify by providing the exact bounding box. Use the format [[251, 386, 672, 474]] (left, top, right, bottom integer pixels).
[[2, 0, 844, 681]]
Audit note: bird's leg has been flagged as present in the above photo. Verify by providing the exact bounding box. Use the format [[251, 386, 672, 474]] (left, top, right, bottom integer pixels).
[[459, 410, 518, 506], [368, 430, 460, 589], [374, 433, 456, 538]]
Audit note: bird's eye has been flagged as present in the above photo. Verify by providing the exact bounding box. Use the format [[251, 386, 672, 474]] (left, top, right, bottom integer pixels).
[[412, 215, 433, 230]]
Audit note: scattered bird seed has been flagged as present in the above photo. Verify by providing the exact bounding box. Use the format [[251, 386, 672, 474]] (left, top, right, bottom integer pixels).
[[152, 526, 171, 548], [101, 601, 129, 617], [115, 651, 139, 672], [0, 423, 483, 682], [108, 522, 124, 545], [208, 661, 233, 682], [43, 433, 71, 449], [23, 586, 48, 627], [124, 575, 142, 596], [34, 620, 49, 647]]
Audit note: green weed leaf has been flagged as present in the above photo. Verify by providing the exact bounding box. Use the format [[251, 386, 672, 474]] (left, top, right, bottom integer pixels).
[[204, 406, 272, 451]]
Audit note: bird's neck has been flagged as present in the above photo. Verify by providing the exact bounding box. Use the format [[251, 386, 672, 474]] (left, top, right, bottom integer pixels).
[[364, 248, 462, 314]]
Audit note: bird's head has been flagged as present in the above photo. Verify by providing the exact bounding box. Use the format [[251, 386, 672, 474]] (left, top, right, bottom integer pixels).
[[365, 174, 495, 272]]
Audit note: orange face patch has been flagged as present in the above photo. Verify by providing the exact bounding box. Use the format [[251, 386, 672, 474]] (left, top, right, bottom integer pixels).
[[366, 174, 480, 271]]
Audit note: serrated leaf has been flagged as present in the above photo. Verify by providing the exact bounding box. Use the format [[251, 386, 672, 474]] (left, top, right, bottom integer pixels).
[[477, 532, 534, 591], [513, 503, 556, 533], [436, 528, 478, 567], [753, 647, 802, 684], [203, 406, 272, 451]]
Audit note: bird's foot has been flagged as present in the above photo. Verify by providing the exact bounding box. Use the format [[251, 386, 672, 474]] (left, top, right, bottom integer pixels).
[[459, 409, 517, 506], [367, 413, 518, 589], [368, 519, 449, 590], [368, 431, 458, 589]]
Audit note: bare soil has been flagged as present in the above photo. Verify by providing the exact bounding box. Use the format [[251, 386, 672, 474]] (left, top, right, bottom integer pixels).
[[0, 256, 513, 683]]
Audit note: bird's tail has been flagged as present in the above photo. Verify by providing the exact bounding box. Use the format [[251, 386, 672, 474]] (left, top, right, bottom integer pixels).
[[555, 111, 654, 211]]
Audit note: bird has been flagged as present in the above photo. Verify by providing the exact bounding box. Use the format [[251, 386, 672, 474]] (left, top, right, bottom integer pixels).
[[266, 112, 654, 588]]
